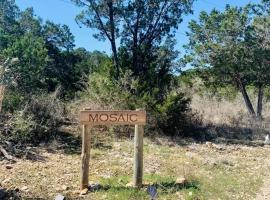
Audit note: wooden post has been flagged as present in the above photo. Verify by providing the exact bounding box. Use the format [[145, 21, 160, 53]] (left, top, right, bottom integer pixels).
[[133, 109, 144, 188], [81, 124, 91, 191]]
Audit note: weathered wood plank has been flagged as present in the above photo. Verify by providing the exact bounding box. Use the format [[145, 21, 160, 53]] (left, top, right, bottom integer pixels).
[[80, 110, 146, 125]]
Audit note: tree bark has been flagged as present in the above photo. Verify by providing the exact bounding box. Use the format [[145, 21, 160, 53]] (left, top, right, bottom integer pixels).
[[257, 84, 264, 119], [236, 78, 256, 117], [88, 0, 120, 79], [107, 0, 120, 79]]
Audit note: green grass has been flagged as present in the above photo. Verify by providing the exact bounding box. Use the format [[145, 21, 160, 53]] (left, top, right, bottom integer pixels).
[[89, 174, 200, 200]]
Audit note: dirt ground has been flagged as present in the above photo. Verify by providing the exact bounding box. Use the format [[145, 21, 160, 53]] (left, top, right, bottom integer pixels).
[[1, 136, 270, 200]]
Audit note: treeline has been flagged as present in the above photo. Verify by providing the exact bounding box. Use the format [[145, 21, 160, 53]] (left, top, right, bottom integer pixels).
[[0, 1, 111, 104], [0, 0, 269, 145], [0, 0, 112, 143], [0, 0, 196, 144]]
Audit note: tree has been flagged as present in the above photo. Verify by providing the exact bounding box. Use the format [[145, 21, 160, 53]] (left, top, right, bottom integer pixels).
[[185, 3, 270, 119], [43, 21, 75, 51], [0, 55, 18, 112], [74, 0, 120, 78], [0, 0, 21, 51], [73, 0, 194, 81], [250, 1, 270, 117], [4, 34, 49, 94], [19, 8, 42, 36]]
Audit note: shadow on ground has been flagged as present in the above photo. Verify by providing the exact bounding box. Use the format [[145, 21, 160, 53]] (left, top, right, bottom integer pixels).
[[0, 188, 20, 200], [193, 123, 268, 146], [0, 187, 47, 200], [86, 180, 199, 193], [148, 122, 268, 147]]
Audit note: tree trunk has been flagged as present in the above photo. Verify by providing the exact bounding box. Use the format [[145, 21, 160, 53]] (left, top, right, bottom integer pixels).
[[237, 79, 256, 117], [107, 0, 120, 79], [0, 85, 5, 113], [257, 85, 264, 119]]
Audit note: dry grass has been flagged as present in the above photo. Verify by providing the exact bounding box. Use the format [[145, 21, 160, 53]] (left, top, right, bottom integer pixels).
[[191, 93, 270, 125], [191, 94, 270, 140]]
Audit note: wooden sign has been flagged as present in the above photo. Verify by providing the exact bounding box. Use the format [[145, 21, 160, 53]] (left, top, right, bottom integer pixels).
[[80, 110, 146, 125], [80, 109, 146, 194]]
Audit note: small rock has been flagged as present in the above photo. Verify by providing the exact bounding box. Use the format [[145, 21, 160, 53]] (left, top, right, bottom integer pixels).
[[2, 178, 11, 184], [264, 134, 270, 145], [176, 177, 187, 185], [149, 169, 156, 174], [80, 188, 88, 195], [5, 165, 12, 169], [21, 186, 28, 191], [205, 141, 213, 148], [89, 183, 101, 192], [168, 142, 175, 147], [62, 185, 69, 190], [125, 182, 134, 187], [55, 194, 65, 200]]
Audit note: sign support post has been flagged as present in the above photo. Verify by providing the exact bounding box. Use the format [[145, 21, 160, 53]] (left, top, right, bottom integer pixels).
[[133, 119, 144, 188], [81, 110, 91, 191]]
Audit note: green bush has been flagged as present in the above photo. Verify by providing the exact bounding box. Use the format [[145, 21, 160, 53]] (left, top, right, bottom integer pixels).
[[153, 93, 193, 136], [2, 89, 25, 113]]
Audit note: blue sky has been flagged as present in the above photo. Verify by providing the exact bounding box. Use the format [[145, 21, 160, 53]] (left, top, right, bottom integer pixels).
[[16, 0, 261, 55]]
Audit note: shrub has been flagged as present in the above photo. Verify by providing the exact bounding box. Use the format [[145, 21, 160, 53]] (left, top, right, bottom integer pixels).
[[2, 89, 25, 113], [79, 70, 140, 110], [153, 93, 194, 136], [6, 93, 64, 144], [76, 70, 195, 136]]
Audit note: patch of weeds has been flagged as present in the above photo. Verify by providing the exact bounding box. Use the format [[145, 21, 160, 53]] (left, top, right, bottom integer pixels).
[[93, 175, 200, 200], [93, 176, 147, 200], [93, 187, 147, 200], [144, 174, 200, 196], [91, 148, 105, 159], [99, 175, 130, 187], [157, 146, 172, 155]]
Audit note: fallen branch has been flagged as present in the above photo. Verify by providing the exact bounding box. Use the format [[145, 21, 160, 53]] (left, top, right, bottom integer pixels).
[[0, 145, 13, 160]]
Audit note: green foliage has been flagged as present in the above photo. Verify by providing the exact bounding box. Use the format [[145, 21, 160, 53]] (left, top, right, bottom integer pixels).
[[74, 0, 194, 99], [79, 67, 194, 136], [2, 90, 24, 112], [4, 34, 49, 93], [185, 2, 270, 117], [0, 0, 197, 141], [155, 93, 192, 136], [81, 69, 140, 110], [43, 21, 75, 51], [0, 0, 21, 57]]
